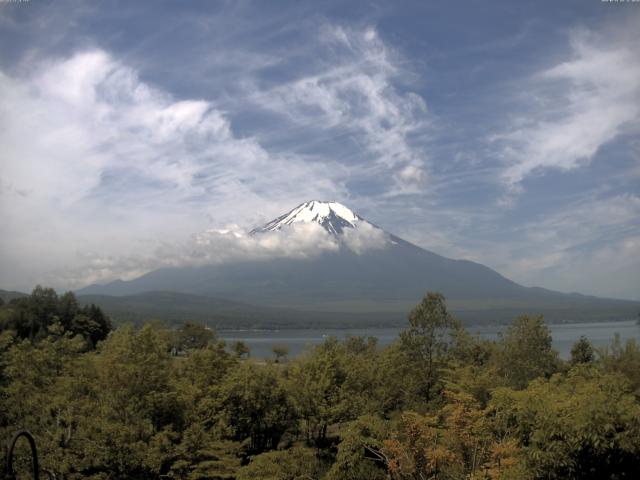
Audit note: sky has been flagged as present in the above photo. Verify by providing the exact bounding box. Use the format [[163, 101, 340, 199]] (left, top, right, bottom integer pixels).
[[0, 0, 639, 300]]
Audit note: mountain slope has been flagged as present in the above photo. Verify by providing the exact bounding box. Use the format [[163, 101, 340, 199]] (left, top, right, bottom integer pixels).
[[78, 201, 640, 324]]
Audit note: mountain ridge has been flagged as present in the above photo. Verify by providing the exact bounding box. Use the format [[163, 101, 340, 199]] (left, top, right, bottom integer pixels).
[[76, 200, 640, 325]]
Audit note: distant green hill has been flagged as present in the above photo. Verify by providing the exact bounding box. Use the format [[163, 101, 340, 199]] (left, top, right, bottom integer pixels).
[[77, 291, 406, 329], [0, 288, 28, 303], [4, 286, 638, 330], [77, 290, 640, 330]]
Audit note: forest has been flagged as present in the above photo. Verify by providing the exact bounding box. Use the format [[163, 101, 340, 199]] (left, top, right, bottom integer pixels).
[[1, 287, 640, 479]]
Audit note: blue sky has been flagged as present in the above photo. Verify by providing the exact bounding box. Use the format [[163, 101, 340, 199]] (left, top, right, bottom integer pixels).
[[0, 0, 639, 300]]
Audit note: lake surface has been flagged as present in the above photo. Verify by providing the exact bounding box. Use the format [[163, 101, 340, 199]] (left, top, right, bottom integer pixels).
[[219, 320, 640, 359]]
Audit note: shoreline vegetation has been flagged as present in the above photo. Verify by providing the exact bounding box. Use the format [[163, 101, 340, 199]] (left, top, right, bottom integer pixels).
[[214, 318, 639, 332], [215, 320, 640, 361], [1, 287, 640, 478]]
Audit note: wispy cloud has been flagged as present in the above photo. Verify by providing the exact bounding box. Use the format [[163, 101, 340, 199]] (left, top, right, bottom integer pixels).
[[252, 25, 430, 192], [482, 193, 640, 299], [493, 27, 640, 186]]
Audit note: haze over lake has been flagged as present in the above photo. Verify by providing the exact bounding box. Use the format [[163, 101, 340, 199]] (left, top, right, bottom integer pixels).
[[219, 320, 640, 359]]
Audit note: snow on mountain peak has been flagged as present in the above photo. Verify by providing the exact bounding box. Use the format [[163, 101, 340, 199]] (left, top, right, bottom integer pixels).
[[251, 200, 366, 235]]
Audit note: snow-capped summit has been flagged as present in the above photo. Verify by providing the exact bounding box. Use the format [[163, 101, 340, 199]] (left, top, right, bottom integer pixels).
[[251, 200, 367, 235]]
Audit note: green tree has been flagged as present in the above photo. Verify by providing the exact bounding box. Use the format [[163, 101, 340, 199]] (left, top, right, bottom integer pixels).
[[0, 286, 58, 341], [0, 288, 110, 348], [168, 424, 241, 480], [272, 344, 289, 363], [232, 340, 250, 359], [445, 328, 501, 407], [495, 315, 559, 389], [70, 303, 112, 347], [287, 338, 354, 446], [598, 335, 640, 394], [173, 321, 215, 353], [217, 362, 295, 454], [490, 367, 640, 479], [325, 415, 388, 480], [388, 292, 460, 406], [0, 333, 92, 478], [71, 324, 184, 477], [28, 285, 59, 330], [569, 336, 594, 367], [236, 447, 323, 480], [57, 291, 79, 330], [344, 335, 378, 355], [170, 339, 239, 479], [175, 342, 235, 395]]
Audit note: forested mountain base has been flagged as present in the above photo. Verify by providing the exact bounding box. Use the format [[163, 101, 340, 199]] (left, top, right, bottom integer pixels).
[[1, 288, 640, 479]]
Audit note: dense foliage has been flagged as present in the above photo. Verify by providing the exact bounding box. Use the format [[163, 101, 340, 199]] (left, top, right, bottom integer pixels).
[[1, 289, 640, 479], [0, 286, 111, 347]]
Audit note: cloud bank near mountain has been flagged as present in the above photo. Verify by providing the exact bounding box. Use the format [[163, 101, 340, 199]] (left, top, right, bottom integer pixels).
[[51, 221, 389, 289]]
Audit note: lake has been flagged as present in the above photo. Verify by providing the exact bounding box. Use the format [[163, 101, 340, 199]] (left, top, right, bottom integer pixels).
[[219, 320, 640, 359]]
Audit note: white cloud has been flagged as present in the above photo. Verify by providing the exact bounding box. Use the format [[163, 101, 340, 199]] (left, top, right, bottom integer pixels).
[[0, 49, 347, 290], [253, 25, 429, 189], [341, 221, 389, 254], [395, 163, 427, 187], [46, 222, 390, 289], [494, 28, 640, 185]]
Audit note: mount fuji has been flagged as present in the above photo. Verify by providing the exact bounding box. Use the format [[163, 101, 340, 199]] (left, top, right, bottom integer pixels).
[[250, 200, 369, 235], [77, 201, 640, 326]]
